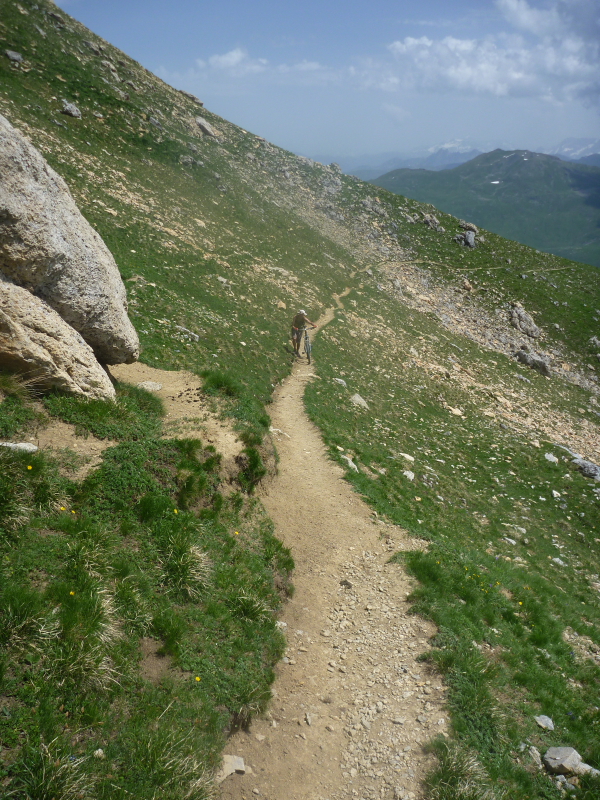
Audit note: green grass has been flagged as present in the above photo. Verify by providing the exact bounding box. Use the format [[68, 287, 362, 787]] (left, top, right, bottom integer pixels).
[[0, 436, 292, 797], [43, 382, 164, 440]]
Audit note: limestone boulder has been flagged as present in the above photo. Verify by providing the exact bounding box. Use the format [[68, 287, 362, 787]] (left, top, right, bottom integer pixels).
[[0, 114, 139, 364], [0, 277, 115, 400]]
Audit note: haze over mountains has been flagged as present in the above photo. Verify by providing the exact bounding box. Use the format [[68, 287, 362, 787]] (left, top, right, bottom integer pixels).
[[371, 149, 600, 268]]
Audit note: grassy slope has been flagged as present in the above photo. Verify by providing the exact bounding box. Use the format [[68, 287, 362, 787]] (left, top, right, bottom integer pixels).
[[1, 1, 600, 797], [372, 149, 600, 268]]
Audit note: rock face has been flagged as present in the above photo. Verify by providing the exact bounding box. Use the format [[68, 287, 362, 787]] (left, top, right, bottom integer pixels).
[[0, 278, 116, 399], [0, 114, 139, 365]]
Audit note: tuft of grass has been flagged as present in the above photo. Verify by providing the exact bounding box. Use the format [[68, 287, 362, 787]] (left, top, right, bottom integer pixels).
[[6, 739, 96, 800], [43, 382, 164, 441]]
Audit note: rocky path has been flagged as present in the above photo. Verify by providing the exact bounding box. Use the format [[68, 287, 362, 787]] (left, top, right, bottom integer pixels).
[[218, 306, 448, 800]]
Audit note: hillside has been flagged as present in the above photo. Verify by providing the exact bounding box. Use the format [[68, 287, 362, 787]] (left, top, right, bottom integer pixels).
[[372, 149, 600, 267], [2, 1, 600, 799]]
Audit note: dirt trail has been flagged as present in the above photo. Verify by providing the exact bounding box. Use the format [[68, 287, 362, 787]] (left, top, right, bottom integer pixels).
[[219, 302, 447, 800]]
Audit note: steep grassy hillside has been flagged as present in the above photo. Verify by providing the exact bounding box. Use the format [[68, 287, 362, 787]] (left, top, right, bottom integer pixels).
[[372, 149, 600, 268], [2, 1, 600, 798]]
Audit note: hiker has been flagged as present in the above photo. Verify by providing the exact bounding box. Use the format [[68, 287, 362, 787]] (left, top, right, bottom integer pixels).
[[291, 309, 316, 358]]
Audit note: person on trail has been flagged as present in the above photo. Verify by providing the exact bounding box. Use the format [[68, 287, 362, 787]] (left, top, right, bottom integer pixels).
[[291, 309, 316, 358]]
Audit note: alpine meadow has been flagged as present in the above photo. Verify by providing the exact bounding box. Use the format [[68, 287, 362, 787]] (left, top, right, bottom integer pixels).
[[1, 2, 600, 800]]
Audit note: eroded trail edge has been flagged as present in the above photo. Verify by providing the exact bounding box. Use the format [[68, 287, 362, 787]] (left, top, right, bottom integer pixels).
[[220, 302, 448, 800]]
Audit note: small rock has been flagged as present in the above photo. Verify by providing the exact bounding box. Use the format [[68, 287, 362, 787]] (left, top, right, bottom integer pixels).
[[350, 393, 369, 409], [529, 746, 543, 769], [93, 748, 105, 760], [552, 557, 567, 566], [535, 714, 555, 730], [0, 442, 38, 453], [137, 380, 162, 392], [572, 457, 600, 480], [61, 101, 81, 118], [399, 452, 415, 462], [5, 50, 23, 63], [196, 116, 216, 136], [543, 747, 581, 775], [545, 453, 559, 463], [333, 377, 347, 387], [215, 754, 246, 783], [340, 455, 359, 472], [510, 302, 540, 338], [403, 470, 415, 481]]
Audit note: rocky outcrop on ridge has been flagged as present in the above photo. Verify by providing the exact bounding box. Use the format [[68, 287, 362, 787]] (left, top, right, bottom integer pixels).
[[0, 278, 115, 399], [0, 113, 139, 365]]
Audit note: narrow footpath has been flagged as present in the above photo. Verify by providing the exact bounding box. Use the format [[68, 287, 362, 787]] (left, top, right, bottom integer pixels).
[[219, 305, 448, 800]]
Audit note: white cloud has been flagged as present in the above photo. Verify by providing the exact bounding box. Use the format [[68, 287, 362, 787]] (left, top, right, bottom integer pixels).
[[384, 0, 600, 107], [202, 48, 268, 75]]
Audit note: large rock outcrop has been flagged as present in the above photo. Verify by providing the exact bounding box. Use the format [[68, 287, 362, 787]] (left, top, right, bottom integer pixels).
[[0, 277, 115, 399], [0, 114, 139, 364]]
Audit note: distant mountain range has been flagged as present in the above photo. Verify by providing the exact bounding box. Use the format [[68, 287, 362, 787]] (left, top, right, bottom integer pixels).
[[313, 138, 600, 182], [371, 149, 600, 268]]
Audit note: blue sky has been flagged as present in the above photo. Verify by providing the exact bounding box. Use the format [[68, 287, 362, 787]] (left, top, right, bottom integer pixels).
[[58, 0, 600, 161]]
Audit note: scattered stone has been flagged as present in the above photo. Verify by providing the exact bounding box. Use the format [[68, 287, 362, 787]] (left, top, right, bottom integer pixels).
[[5, 50, 23, 64], [340, 579, 353, 588], [149, 116, 162, 130], [350, 393, 369, 409], [510, 302, 540, 338], [529, 746, 543, 769], [215, 754, 246, 783], [137, 380, 162, 392], [61, 101, 81, 118], [277, 300, 286, 309], [545, 453, 559, 463], [0, 114, 139, 364], [174, 324, 200, 341], [0, 442, 38, 453], [340, 455, 359, 472], [93, 748, 105, 760], [462, 279, 473, 291], [572, 457, 600, 480], [334, 377, 347, 387], [460, 220, 479, 234], [399, 452, 415, 462], [403, 470, 415, 482], [196, 116, 216, 136], [83, 40, 101, 55], [552, 557, 567, 566], [543, 747, 581, 774], [535, 714, 555, 730], [516, 348, 551, 376], [178, 89, 204, 106]]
